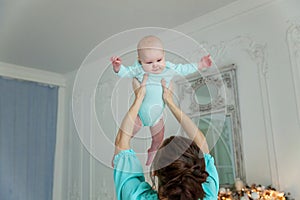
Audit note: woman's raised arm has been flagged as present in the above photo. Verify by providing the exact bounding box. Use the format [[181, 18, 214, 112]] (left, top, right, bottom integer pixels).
[[161, 79, 209, 154], [114, 74, 148, 155]]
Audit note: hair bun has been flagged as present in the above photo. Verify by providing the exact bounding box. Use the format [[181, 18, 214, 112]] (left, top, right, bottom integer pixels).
[[153, 136, 209, 199], [191, 165, 209, 182], [163, 182, 183, 198]]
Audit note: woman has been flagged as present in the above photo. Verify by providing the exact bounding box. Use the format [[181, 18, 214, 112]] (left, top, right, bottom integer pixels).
[[113, 74, 219, 200]]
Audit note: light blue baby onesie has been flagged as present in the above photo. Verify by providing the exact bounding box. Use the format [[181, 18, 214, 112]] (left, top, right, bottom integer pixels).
[[116, 61, 198, 126]]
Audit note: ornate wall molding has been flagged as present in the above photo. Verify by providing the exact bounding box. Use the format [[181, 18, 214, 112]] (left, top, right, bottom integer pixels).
[[230, 36, 280, 189], [286, 22, 300, 125], [200, 41, 227, 65]]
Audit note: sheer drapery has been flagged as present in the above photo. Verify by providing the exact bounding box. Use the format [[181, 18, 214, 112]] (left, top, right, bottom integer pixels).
[[0, 76, 58, 200]]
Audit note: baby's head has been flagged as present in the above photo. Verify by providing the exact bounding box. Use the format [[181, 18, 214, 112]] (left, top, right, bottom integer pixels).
[[137, 35, 166, 74]]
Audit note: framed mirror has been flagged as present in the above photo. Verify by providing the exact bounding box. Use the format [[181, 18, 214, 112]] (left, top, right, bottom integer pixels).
[[176, 64, 245, 187]]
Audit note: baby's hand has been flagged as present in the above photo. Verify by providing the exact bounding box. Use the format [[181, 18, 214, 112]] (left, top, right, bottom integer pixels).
[[198, 54, 212, 70], [111, 56, 122, 73]]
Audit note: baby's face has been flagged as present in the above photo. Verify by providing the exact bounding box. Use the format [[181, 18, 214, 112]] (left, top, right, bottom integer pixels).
[[139, 49, 166, 74]]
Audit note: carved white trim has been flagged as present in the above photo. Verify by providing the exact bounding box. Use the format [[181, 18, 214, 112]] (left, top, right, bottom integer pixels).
[[67, 98, 83, 200], [200, 41, 227, 66], [232, 36, 280, 189], [52, 87, 66, 200], [233, 36, 269, 77], [286, 22, 300, 125], [188, 73, 226, 113]]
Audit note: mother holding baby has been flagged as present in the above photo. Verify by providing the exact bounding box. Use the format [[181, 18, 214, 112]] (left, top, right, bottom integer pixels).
[[113, 74, 219, 200]]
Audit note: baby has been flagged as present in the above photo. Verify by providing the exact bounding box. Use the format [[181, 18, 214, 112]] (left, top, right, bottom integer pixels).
[[111, 35, 211, 165]]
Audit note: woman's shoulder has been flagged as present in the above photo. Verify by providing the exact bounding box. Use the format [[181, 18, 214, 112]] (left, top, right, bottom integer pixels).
[[114, 149, 144, 173], [114, 149, 136, 164]]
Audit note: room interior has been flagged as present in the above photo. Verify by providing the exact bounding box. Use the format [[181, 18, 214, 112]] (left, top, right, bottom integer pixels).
[[1, 0, 300, 199]]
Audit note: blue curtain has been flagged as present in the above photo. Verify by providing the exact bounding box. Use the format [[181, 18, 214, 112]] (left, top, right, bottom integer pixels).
[[0, 76, 58, 200]]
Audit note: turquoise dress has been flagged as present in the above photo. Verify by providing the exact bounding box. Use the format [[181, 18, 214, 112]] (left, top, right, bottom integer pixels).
[[116, 61, 198, 126], [113, 149, 219, 200]]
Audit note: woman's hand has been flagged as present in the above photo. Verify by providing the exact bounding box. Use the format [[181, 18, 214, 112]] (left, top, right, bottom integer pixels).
[[161, 79, 174, 106], [161, 79, 209, 153], [132, 74, 148, 101]]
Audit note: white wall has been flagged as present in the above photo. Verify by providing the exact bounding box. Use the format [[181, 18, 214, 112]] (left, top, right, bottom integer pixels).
[[61, 0, 300, 199], [63, 68, 117, 200]]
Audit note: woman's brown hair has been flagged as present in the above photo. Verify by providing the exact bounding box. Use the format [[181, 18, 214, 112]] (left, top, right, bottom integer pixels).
[[151, 136, 209, 200]]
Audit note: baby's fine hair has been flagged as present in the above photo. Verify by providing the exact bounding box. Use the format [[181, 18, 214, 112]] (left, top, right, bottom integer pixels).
[[151, 136, 209, 200], [137, 35, 164, 55]]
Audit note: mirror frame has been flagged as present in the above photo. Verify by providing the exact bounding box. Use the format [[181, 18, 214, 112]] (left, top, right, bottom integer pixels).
[[190, 74, 225, 112]]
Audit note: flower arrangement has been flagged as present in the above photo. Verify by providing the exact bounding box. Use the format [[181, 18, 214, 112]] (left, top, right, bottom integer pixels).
[[218, 179, 294, 200]]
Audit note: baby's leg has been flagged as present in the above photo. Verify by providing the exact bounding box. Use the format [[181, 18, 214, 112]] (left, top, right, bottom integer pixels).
[[146, 118, 165, 166]]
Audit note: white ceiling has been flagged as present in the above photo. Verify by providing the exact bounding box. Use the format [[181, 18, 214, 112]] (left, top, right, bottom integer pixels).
[[0, 0, 237, 74]]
